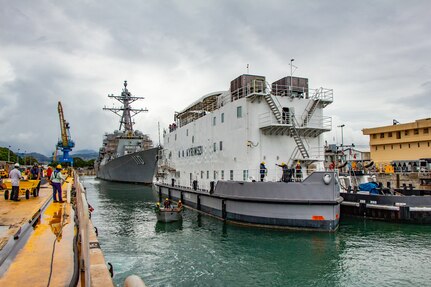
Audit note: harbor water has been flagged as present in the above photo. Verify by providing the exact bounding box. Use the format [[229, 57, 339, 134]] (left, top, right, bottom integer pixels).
[[83, 176, 431, 287]]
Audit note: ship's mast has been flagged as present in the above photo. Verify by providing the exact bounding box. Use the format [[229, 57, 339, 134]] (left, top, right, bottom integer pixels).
[[103, 81, 148, 133]]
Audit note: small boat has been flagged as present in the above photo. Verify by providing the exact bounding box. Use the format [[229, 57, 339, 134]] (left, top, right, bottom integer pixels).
[[155, 202, 183, 223]]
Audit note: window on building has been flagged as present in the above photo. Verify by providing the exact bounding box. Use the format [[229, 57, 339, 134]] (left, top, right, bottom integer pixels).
[[408, 144, 411, 148], [414, 129, 419, 135], [178, 151, 180, 158], [175, 134, 177, 140], [400, 144, 402, 149], [373, 134, 377, 139], [168, 137, 170, 143], [396, 131, 401, 139], [201, 171, 204, 179], [391, 145, 393, 149], [405, 130, 409, 136], [207, 171, 209, 179], [237, 106, 242, 118], [375, 146, 378, 151], [221, 170, 224, 180], [230, 170, 233, 180], [388, 132, 392, 137], [221, 113, 224, 123], [192, 136, 194, 143], [182, 150, 184, 157], [380, 133, 384, 138], [383, 145, 386, 150], [424, 128, 429, 134], [213, 117, 216, 126], [214, 171, 217, 180], [186, 129, 189, 136], [219, 141, 223, 151], [418, 142, 420, 148], [213, 142, 216, 152]]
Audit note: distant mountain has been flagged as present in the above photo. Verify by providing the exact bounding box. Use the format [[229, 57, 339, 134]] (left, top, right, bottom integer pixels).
[[27, 152, 51, 163], [71, 151, 98, 160], [72, 149, 98, 155], [30, 150, 98, 162]]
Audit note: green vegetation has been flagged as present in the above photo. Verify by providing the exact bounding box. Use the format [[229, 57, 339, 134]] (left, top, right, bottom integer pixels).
[[0, 147, 22, 164], [72, 157, 95, 168]]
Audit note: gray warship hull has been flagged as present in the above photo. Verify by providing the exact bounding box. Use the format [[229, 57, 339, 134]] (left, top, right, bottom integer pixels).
[[96, 147, 159, 184], [155, 172, 342, 231]]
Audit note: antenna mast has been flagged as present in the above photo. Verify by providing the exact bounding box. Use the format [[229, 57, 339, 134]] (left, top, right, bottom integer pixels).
[[103, 81, 148, 133]]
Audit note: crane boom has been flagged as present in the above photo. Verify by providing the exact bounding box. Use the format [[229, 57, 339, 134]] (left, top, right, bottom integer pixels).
[[56, 101, 75, 165], [58, 102, 69, 147]]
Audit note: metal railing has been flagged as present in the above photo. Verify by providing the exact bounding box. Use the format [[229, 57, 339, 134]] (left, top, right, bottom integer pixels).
[[310, 87, 333, 102], [74, 173, 91, 287], [158, 167, 329, 191]]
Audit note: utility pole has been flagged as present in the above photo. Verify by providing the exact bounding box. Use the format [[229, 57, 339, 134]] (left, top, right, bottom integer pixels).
[[337, 124, 345, 147], [17, 148, 20, 164], [290, 59, 294, 91], [8, 145, 11, 162]]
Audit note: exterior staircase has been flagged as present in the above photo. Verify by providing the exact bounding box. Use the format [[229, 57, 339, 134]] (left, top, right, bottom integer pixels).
[[264, 94, 282, 122], [290, 118, 309, 159], [301, 99, 320, 127], [263, 93, 309, 159]]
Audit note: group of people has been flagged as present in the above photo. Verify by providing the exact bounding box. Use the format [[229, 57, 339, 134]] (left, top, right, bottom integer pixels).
[[259, 161, 302, 183], [6, 163, 66, 202], [155, 198, 183, 211]]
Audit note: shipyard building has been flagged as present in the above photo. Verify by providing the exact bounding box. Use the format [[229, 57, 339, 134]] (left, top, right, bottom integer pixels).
[[362, 118, 431, 171]]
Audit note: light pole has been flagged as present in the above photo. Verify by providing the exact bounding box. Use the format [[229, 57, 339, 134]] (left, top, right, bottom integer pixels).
[[338, 124, 345, 147], [17, 148, 20, 164], [290, 58, 295, 92], [8, 145, 11, 162]]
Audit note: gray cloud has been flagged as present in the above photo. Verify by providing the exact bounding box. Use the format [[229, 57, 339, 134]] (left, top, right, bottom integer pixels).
[[1, 0, 430, 155]]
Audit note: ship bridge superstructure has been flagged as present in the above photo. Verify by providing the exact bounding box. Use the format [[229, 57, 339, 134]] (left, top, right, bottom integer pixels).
[[168, 74, 333, 168]]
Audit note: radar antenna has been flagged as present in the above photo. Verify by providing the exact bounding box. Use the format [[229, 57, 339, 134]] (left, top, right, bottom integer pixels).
[[103, 81, 148, 133]]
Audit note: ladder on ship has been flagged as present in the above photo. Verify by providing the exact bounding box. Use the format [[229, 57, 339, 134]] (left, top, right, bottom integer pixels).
[[263, 93, 309, 159]]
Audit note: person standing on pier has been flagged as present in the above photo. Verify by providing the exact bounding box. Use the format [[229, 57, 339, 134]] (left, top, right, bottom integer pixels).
[[51, 165, 65, 203], [9, 163, 23, 201], [46, 165, 53, 181], [30, 163, 40, 180]]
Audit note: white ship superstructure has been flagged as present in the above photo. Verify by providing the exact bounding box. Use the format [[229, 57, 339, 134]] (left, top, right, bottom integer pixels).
[[158, 74, 333, 188], [155, 74, 341, 231]]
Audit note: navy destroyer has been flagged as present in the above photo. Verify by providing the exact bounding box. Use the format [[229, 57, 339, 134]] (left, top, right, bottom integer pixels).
[[95, 81, 159, 184]]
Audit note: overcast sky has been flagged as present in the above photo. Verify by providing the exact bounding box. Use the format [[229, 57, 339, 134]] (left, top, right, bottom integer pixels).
[[1, 0, 430, 156]]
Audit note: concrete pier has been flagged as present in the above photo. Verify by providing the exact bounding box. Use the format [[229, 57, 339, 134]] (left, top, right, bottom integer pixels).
[[0, 175, 114, 286]]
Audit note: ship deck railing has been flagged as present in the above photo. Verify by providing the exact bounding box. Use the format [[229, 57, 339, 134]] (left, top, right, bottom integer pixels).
[[158, 168, 331, 192]]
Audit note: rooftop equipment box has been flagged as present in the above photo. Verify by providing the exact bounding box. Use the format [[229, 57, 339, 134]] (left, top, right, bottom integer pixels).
[[271, 76, 309, 98], [230, 74, 266, 101]]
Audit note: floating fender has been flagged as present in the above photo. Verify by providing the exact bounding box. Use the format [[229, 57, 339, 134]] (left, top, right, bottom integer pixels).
[[323, 174, 332, 185], [108, 262, 114, 278], [124, 275, 147, 287]]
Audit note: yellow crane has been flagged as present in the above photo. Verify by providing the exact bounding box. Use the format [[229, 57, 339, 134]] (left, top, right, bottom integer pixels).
[[56, 101, 75, 165]]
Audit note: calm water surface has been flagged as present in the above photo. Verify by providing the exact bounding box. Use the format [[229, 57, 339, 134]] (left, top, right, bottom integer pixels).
[[82, 176, 431, 287]]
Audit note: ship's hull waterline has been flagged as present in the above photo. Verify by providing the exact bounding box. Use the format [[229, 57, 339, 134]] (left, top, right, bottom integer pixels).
[[97, 147, 159, 184], [155, 172, 342, 232]]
